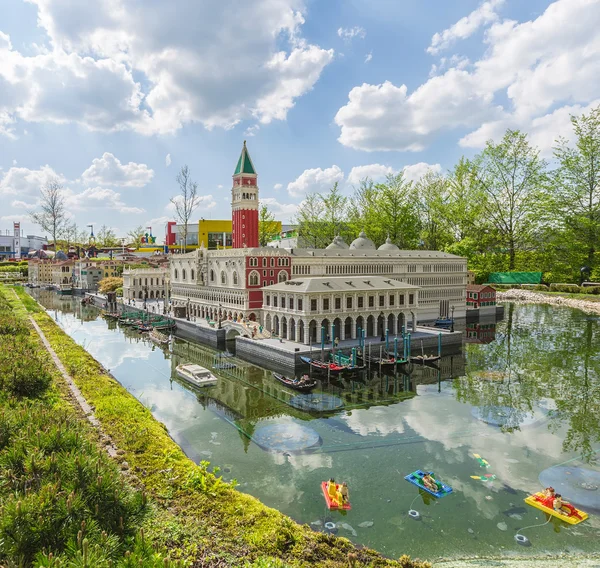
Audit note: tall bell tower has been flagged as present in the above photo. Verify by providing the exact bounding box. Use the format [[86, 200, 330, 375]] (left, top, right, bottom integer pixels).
[[231, 140, 259, 248]]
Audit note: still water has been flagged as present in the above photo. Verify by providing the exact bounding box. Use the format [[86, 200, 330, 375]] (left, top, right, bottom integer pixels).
[[33, 291, 600, 561]]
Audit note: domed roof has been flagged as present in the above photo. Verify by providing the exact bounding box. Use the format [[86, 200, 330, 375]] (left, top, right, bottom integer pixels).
[[349, 231, 376, 250], [378, 237, 400, 251], [325, 235, 349, 250], [55, 250, 68, 260]]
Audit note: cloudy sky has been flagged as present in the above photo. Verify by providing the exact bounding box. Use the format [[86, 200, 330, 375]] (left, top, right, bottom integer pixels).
[[1, 0, 599, 239]]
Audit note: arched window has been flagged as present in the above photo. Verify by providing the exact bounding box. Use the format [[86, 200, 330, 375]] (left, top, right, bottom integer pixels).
[[278, 271, 288, 283], [182, 269, 186, 280], [248, 271, 259, 286], [210, 269, 215, 282], [233, 271, 238, 285], [174, 269, 178, 280], [221, 271, 227, 285], [191, 269, 195, 281]]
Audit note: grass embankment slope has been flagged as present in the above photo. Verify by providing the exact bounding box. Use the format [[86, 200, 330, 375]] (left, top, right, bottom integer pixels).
[[6, 285, 429, 568]]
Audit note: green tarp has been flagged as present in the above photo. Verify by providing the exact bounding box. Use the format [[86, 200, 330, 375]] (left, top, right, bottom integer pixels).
[[488, 272, 542, 284]]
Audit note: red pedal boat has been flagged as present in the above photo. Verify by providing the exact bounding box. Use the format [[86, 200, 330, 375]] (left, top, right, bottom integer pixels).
[[321, 481, 351, 510]]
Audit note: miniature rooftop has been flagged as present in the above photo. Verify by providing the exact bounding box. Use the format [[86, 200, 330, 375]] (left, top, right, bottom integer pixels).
[[262, 276, 418, 293], [233, 140, 256, 175]]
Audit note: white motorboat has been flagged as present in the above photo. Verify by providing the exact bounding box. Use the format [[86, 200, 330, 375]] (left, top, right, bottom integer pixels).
[[175, 364, 218, 388]]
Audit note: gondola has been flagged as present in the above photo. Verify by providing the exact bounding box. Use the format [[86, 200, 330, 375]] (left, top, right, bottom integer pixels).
[[409, 354, 441, 365], [300, 356, 347, 374], [273, 373, 317, 391]]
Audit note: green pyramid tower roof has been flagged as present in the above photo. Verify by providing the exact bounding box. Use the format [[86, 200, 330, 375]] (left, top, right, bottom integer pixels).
[[234, 140, 256, 175]]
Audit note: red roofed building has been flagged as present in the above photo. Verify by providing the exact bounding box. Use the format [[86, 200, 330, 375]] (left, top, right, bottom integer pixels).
[[466, 284, 496, 309]]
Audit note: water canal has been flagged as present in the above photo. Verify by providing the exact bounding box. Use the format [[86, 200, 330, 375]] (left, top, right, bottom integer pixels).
[[32, 290, 600, 561]]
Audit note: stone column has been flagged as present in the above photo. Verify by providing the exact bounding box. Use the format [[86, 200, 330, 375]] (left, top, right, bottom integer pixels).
[[303, 320, 310, 345], [295, 319, 301, 343], [340, 316, 346, 341]]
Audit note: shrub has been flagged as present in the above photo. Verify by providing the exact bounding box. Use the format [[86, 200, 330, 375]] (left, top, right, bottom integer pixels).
[[581, 286, 600, 294], [98, 277, 123, 295], [533, 284, 549, 291], [520, 284, 539, 290], [0, 338, 52, 397], [549, 283, 581, 293]]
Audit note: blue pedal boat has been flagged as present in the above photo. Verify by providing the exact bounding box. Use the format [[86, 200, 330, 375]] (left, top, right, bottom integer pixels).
[[404, 469, 453, 498]]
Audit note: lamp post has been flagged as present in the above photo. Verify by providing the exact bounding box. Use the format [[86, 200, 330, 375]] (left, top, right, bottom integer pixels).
[[451, 305, 455, 332], [186, 298, 190, 321], [379, 311, 385, 342], [218, 304, 222, 329]]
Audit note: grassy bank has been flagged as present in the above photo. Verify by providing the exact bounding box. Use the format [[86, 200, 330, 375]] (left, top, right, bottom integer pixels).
[[3, 286, 429, 568]]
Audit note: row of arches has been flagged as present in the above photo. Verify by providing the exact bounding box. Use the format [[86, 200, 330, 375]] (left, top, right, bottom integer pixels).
[[263, 312, 409, 345], [179, 302, 257, 323], [136, 289, 166, 299]]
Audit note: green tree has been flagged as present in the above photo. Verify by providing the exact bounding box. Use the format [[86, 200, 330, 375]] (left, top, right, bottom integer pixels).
[[473, 130, 548, 270], [376, 173, 420, 248], [553, 106, 600, 277], [416, 171, 452, 250], [127, 225, 145, 248], [294, 193, 327, 249], [320, 182, 350, 244], [258, 203, 280, 246], [98, 276, 123, 294], [97, 224, 118, 248], [348, 178, 382, 241]]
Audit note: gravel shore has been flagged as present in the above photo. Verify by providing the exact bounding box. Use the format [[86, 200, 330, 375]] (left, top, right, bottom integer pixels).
[[497, 289, 600, 316], [435, 555, 600, 567]]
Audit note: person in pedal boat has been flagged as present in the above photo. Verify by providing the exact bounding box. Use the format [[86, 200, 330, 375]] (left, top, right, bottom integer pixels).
[[339, 481, 349, 504], [534, 486, 556, 507], [553, 494, 582, 519], [422, 473, 439, 492]]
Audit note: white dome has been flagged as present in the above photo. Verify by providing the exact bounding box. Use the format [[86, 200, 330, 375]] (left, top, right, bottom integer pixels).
[[378, 237, 400, 251], [325, 235, 349, 250], [349, 231, 376, 250]]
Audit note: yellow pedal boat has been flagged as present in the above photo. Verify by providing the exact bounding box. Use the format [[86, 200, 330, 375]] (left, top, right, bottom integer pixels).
[[524, 492, 588, 525]]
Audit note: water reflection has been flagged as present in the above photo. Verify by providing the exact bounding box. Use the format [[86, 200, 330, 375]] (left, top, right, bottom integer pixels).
[[27, 289, 600, 560]]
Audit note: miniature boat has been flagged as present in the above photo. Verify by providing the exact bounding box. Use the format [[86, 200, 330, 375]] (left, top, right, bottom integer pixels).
[[175, 364, 218, 388], [434, 318, 453, 327], [300, 356, 347, 374], [524, 492, 588, 525], [321, 481, 351, 510], [273, 373, 317, 392], [404, 470, 453, 498], [409, 354, 441, 365], [149, 329, 170, 345], [136, 323, 153, 332]]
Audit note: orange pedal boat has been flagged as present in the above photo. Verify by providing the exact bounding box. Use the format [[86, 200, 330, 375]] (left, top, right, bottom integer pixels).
[[321, 481, 351, 510]]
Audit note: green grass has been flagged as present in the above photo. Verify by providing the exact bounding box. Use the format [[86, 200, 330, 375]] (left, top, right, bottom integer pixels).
[[4, 285, 430, 568]]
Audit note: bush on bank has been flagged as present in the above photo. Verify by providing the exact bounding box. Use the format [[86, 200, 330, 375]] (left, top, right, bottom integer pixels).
[[5, 285, 431, 568]]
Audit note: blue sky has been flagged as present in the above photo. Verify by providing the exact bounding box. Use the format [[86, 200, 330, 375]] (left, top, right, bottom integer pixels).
[[1, 0, 598, 240]]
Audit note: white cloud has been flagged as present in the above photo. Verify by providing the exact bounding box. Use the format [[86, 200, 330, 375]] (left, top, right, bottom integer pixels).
[[287, 165, 344, 197], [336, 0, 600, 153], [364, 51, 372, 64], [244, 125, 260, 137], [165, 153, 172, 167], [346, 164, 395, 186], [273, 183, 283, 190], [7, 0, 334, 134], [0, 214, 24, 222], [11, 200, 35, 209], [402, 162, 442, 182], [145, 216, 172, 228], [335, 75, 498, 152], [0, 165, 65, 197], [166, 194, 216, 212], [428, 0, 505, 55], [337, 27, 366, 40], [81, 152, 154, 187], [67, 187, 146, 215], [260, 197, 298, 222], [12, 160, 17, 166]]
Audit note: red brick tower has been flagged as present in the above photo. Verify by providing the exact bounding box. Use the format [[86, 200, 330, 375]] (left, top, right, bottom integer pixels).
[[232, 141, 259, 248]]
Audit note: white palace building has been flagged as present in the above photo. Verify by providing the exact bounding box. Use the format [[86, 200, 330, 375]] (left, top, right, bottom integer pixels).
[[170, 142, 467, 345]]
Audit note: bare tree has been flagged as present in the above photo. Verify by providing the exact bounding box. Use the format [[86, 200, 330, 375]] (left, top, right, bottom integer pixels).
[[171, 166, 201, 252], [31, 180, 68, 250]]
